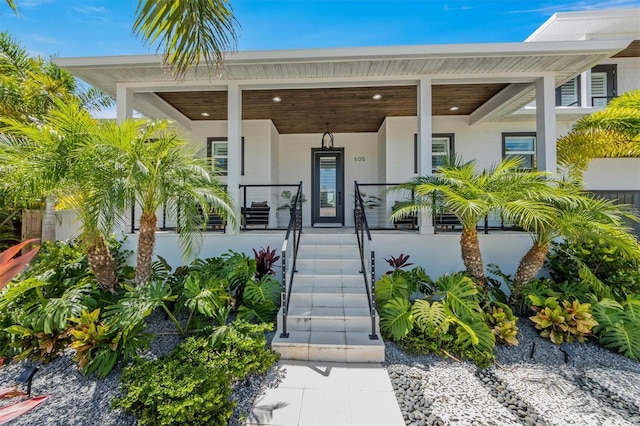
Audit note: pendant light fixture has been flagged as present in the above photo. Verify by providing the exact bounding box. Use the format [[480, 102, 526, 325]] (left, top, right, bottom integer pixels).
[[321, 123, 334, 150]]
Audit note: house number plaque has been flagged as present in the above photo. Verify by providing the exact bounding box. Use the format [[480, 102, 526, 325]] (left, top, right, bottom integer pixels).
[[354, 156, 366, 162]]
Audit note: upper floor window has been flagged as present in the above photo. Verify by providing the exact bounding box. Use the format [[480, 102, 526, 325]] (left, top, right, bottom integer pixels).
[[556, 75, 581, 107], [591, 64, 617, 107], [502, 133, 536, 171], [413, 134, 455, 173], [555, 64, 617, 107]]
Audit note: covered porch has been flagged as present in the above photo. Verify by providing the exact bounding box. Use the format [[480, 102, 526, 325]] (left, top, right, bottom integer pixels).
[[54, 39, 630, 236]]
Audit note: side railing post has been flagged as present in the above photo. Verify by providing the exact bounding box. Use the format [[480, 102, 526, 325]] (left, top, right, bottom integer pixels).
[[280, 245, 289, 338], [369, 249, 378, 340]]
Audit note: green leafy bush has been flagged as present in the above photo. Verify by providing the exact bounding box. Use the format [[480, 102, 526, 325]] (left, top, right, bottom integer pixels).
[[380, 271, 498, 367], [114, 321, 278, 425], [591, 296, 640, 361], [115, 357, 234, 426], [237, 276, 280, 323], [529, 296, 598, 344], [485, 304, 519, 346], [546, 239, 640, 300]]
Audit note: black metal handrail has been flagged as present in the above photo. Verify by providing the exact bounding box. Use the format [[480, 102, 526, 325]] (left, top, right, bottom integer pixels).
[[354, 181, 378, 340], [279, 181, 303, 338]]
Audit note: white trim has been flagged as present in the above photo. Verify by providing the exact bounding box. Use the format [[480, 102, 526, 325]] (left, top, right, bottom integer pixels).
[[54, 39, 631, 68]]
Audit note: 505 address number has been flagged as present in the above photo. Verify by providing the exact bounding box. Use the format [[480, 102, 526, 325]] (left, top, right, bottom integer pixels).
[[354, 156, 366, 162]]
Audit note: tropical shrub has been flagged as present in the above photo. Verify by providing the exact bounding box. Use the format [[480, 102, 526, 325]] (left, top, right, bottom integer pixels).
[[384, 254, 413, 274], [546, 239, 640, 301], [237, 276, 280, 323], [485, 304, 519, 346], [253, 246, 280, 279], [377, 269, 501, 367], [528, 296, 598, 344], [114, 321, 278, 426], [591, 296, 640, 361], [0, 239, 40, 289], [115, 356, 234, 426]]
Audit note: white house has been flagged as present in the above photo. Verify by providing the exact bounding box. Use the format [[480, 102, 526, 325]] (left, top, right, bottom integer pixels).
[[52, 8, 640, 361], [52, 8, 640, 276]]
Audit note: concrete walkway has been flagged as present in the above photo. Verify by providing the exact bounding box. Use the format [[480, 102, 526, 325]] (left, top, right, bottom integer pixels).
[[245, 361, 404, 426]]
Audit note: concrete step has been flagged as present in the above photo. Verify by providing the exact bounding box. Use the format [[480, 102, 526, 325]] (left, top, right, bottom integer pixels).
[[271, 330, 385, 363], [277, 306, 378, 333], [296, 245, 360, 260], [295, 259, 362, 275]]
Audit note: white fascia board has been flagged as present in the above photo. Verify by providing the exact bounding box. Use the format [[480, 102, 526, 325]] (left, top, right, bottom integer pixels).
[[526, 8, 640, 41], [54, 39, 631, 69]]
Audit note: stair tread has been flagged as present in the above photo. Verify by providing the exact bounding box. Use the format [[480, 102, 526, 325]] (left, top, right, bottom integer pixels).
[[272, 331, 385, 347]]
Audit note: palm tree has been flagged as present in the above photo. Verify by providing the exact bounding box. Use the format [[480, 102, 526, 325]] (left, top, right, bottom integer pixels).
[[6, 1, 239, 80], [0, 99, 120, 291], [91, 120, 237, 286], [557, 90, 640, 179], [390, 157, 556, 285], [513, 186, 640, 287]]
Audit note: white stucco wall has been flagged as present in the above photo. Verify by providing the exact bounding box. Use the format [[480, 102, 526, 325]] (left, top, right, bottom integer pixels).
[[583, 158, 640, 190], [602, 57, 640, 95], [277, 132, 379, 227]]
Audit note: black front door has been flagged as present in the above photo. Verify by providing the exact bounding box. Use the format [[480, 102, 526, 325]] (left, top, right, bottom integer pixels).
[[312, 149, 344, 226]]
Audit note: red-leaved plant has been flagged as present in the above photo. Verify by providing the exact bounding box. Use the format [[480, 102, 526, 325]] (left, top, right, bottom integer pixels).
[[0, 239, 40, 290], [253, 246, 280, 279], [384, 254, 413, 274]]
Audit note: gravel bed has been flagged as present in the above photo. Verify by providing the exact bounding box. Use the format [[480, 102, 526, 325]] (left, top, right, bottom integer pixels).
[[0, 311, 276, 426], [384, 318, 640, 426]]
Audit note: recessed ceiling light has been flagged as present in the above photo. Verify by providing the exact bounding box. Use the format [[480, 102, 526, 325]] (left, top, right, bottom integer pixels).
[[372, 94, 382, 100], [449, 106, 459, 111], [272, 96, 282, 102], [201, 112, 210, 117]]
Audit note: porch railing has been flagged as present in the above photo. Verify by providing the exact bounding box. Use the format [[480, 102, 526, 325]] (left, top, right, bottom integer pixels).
[[356, 182, 525, 234], [279, 181, 303, 338], [354, 182, 378, 340], [239, 184, 303, 231]]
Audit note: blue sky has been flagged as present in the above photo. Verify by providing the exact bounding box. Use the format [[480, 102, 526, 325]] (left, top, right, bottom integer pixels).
[[1, 0, 639, 59]]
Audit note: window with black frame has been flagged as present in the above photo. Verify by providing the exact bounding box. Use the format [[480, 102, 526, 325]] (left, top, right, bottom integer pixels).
[[413, 133, 455, 173], [502, 133, 536, 171], [206, 137, 244, 176]]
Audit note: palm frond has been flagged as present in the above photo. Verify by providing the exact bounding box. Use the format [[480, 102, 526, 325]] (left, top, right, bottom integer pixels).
[[133, 0, 239, 79]]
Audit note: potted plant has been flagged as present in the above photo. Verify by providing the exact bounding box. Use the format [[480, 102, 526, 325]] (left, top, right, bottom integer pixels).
[[277, 190, 307, 227]]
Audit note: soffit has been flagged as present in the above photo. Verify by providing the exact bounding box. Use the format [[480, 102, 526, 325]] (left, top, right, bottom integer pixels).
[[613, 40, 640, 57], [157, 84, 507, 134], [54, 39, 630, 124]]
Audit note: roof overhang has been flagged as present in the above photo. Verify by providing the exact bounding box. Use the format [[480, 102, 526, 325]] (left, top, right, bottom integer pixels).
[[54, 39, 632, 131]]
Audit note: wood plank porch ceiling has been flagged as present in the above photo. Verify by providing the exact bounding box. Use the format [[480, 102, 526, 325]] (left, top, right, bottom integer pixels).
[[156, 84, 507, 134]]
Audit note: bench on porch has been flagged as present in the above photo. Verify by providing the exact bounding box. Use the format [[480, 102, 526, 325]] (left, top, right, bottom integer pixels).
[[241, 201, 271, 228], [434, 212, 462, 232], [197, 206, 226, 231], [392, 201, 417, 229]]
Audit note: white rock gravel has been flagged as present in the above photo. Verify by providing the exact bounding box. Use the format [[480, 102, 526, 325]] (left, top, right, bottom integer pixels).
[[385, 319, 640, 426], [0, 311, 274, 426], [2, 315, 640, 426]]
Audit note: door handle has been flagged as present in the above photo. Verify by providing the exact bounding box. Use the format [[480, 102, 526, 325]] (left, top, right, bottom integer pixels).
[[338, 192, 342, 205]]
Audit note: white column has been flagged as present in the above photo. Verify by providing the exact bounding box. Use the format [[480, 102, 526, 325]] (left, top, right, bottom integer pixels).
[[581, 69, 592, 108], [116, 85, 134, 235], [417, 78, 434, 235], [535, 75, 557, 173], [116, 84, 133, 123], [226, 84, 242, 234]]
